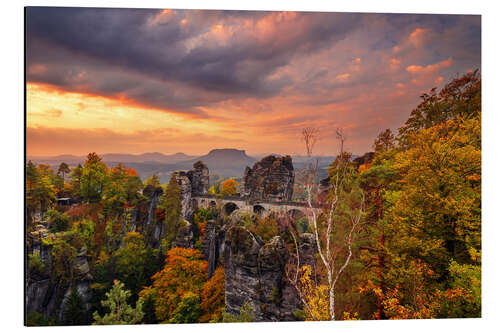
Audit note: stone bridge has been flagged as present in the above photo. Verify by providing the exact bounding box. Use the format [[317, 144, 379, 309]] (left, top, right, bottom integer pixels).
[[174, 156, 323, 221], [192, 193, 321, 218]]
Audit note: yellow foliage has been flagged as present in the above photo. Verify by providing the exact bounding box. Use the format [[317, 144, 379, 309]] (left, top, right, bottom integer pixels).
[[297, 265, 330, 321]]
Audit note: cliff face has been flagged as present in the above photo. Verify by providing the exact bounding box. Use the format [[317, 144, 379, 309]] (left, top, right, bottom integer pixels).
[[26, 225, 92, 322], [241, 155, 295, 202], [222, 225, 316, 321]]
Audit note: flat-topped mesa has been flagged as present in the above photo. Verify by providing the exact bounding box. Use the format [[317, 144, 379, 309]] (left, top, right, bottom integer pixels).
[[241, 155, 294, 202]]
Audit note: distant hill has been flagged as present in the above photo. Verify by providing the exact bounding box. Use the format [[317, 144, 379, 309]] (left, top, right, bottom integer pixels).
[[28, 152, 196, 165], [27, 149, 350, 184], [173, 149, 258, 178]]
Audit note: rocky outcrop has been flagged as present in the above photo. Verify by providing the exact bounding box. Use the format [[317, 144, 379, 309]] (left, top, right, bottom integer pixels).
[[172, 170, 194, 221], [223, 225, 316, 321], [201, 220, 219, 277], [241, 155, 295, 202], [172, 161, 209, 222], [189, 161, 209, 195], [173, 221, 194, 248]]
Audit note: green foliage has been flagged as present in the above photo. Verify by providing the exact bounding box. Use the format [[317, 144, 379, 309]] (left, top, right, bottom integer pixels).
[[270, 286, 281, 305], [221, 301, 254, 322], [27, 163, 56, 214], [63, 287, 87, 325], [208, 182, 221, 195], [70, 164, 83, 197], [139, 288, 158, 324], [26, 311, 55, 326], [243, 215, 278, 243], [443, 259, 481, 317], [51, 239, 77, 284], [93, 280, 144, 325], [168, 292, 202, 323], [81, 152, 108, 203], [161, 174, 183, 248], [71, 218, 96, 256], [144, 173, 161, 187], [114, 232, 159, 297], [28, 253, 45, 275], [46, 208, 70, 233]]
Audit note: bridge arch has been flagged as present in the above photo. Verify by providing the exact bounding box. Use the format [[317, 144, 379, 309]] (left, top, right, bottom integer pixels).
[[223, 202, 239, 216], [253, 204, 266, 217]]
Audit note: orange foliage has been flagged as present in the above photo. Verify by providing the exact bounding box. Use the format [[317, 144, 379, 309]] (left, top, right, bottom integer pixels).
[[220, 178, 238, 196], [149, 247, 208, 322], [200, 267, 225, 322], [358, 162, 370, 173], [199, 221, 207, 240], [126, 168, 139, 177]]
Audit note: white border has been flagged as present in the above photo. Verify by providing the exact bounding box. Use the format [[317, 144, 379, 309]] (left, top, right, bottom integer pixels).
[[2, 1, 499, 332]]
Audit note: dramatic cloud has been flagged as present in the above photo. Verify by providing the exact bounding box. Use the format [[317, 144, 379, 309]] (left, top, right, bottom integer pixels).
[[26, 8, 481, 156]]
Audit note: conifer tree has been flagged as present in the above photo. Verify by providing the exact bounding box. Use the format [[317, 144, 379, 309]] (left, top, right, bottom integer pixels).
[[63, 287, 87, 325], [92, 280, 144, 325]]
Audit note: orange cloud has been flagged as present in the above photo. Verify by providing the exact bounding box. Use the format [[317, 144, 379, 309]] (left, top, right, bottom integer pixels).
[[28, 64, 47, 75], [409, 28, 429, 46], [406, 57, 453, 74], [336, 73, 351, 80], [390, 58, 401, 70]]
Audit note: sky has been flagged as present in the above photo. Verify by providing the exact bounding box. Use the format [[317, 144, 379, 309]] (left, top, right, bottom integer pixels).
[[26, 7, 481, 157]]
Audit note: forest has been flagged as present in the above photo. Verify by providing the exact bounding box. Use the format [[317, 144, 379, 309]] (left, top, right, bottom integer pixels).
[[25, 71, 481, 325]]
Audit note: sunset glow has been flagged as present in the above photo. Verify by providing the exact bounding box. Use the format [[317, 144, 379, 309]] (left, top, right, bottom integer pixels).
[[26, 8, 480, 157]]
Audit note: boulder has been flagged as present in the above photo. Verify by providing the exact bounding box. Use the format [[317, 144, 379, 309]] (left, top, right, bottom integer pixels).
[[241, 155, 294, 202]]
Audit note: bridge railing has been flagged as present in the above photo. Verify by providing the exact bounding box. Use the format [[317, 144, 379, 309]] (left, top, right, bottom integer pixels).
[[192, 193, 321, 208]]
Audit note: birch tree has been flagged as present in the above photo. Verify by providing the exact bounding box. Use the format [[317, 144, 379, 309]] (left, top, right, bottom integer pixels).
[[288, 127, 365, 320]]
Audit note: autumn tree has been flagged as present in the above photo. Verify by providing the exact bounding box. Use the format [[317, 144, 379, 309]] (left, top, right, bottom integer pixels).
[[220, 178, 239, 196], [80, 153, 108, 202], [200, 266, 225, 322], [398, 70, 480, 143], [356, 129, 398, 319], [292, 127, 365, 320], [145, 247, 208, 323], [29, 167, 56, 214]]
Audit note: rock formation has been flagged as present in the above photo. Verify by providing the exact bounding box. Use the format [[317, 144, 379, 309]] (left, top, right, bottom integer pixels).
[[172, 170, 194, 221], [189, 161, 209, 195], [172, 161, 210, 222], [26, 225, 92, 322], [241, 155, 295, 202], [223, 225, 317, 321]]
